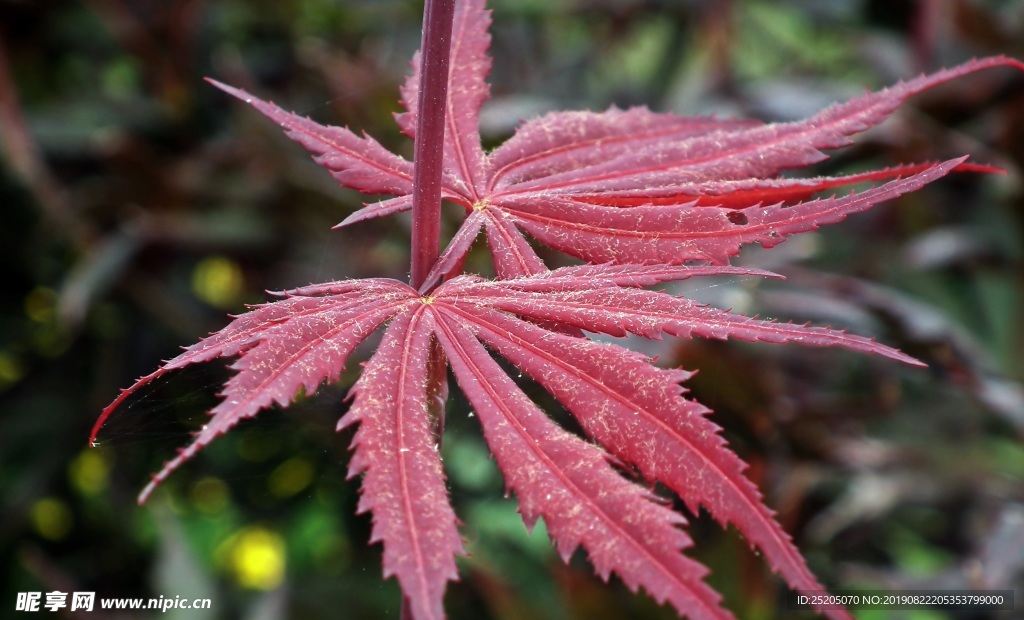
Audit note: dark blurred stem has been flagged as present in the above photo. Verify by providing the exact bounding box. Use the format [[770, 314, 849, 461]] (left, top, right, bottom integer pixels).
[[0, 31, 89, 247], [427, 340, 449, 450], [410, 0, 455, 291], [703, 0, 735, 97], [82, 0, 196, 112], [911, 0, 940, 72]]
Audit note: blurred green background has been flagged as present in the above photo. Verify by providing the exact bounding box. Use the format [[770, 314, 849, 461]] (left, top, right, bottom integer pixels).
[[1, 0, 1023, 618]]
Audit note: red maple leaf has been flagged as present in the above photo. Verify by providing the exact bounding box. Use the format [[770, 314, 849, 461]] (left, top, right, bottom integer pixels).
[[208, 1, 1015, 291], [94, 0, 1023, 618]]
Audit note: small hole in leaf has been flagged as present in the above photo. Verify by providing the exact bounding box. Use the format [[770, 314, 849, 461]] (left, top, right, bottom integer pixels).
[[727, 211, 748, 225]]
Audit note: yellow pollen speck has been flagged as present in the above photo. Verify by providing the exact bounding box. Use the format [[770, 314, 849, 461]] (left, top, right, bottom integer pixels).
[[24, 287, 57, 323], [472, 199, 490, 211], [220, 526, 286, 590], [31, 498, 74, 540], [421, 296, 435, 305], [190, 476, 230, 514], [68, 450, 112, 496], [268, 458, 314, 498], [0, 351, 25, 388], [192, 256, 245, 309]]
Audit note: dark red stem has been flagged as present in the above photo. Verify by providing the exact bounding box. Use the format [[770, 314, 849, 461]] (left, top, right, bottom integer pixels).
[[410, 0, 456, 291], [406, 8, 456, 617]]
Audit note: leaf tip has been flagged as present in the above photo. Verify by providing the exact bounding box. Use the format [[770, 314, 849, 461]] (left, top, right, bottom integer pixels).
[[205, 77, 248, 101]]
